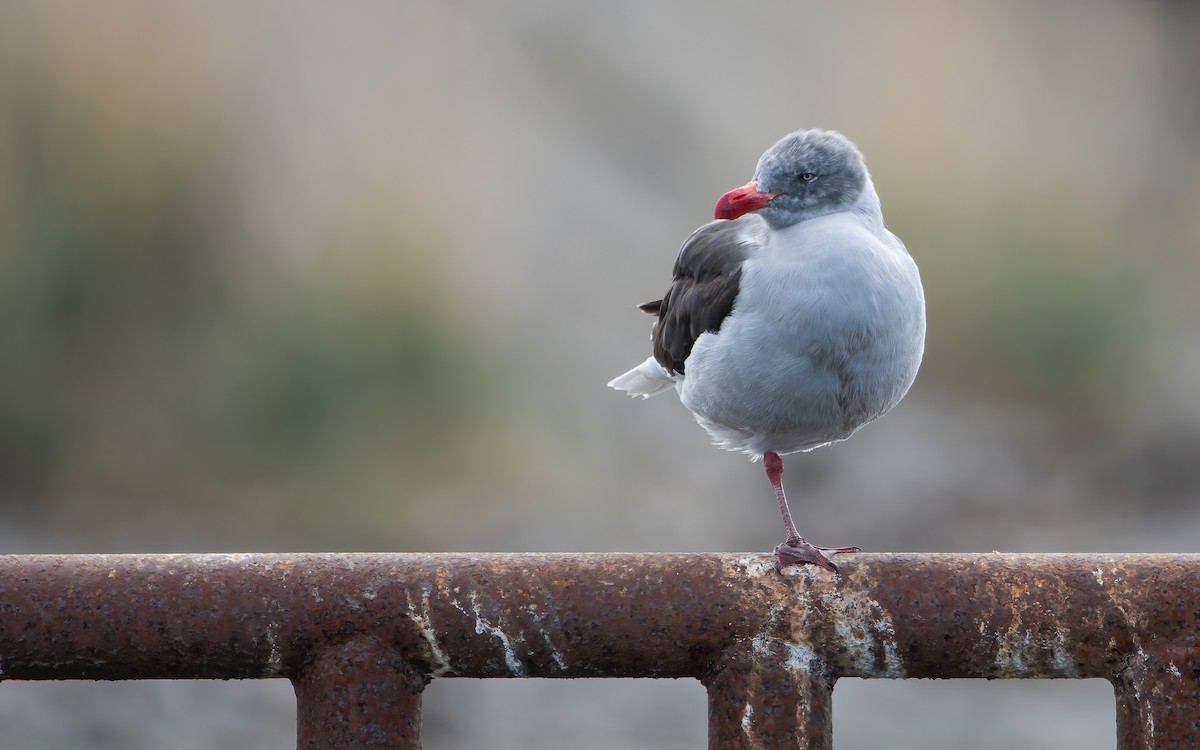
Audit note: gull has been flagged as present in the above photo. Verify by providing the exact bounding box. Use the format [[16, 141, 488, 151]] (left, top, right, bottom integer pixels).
[[609, 129, 926, 572]]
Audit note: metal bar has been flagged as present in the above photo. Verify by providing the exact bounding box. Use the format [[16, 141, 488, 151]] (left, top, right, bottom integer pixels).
[[294, 634, 425, 749], [1, 553, 1198, 748], [705, 637, 833, 750], [1113, 645, 1200, 750]]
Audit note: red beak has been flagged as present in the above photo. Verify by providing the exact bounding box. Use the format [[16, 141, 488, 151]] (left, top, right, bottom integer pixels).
[[714, 181, 780, 221]]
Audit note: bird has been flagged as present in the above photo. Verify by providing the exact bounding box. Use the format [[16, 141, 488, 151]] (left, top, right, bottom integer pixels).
[[608, 129, 925, 573]]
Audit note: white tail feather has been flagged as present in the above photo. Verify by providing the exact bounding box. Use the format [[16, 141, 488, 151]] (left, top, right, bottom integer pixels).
[[608, 357, 677, 398]]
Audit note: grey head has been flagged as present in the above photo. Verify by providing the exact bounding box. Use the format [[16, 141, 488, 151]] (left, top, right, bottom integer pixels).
[[750, 129, 871, 229]]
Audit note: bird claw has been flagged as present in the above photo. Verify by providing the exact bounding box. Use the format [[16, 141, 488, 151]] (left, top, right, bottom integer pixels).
[[772, 538, 860, 574]]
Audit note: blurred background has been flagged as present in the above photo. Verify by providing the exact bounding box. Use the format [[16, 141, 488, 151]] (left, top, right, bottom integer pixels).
[[1, 1, 1197, 748]]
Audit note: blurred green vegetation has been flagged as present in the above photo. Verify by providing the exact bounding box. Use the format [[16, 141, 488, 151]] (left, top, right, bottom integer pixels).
[[918, 212, 1142, 425], [0, 74, 519, 547]]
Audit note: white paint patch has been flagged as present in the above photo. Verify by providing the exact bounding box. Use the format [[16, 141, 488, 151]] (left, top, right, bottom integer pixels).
[[732, 556, 774, 578], [832, 596, 875, 673], [812, 587, 906, 678], [779, 564, 822, 579], [990, 594, 1079, 679], [264, 621, 283, 677], [992, 624, 1033, 676], [738, 702, 766, 750], [405, 589, 452, 677], [873, 617, 903, 675], [1050, 630, 1079, 677], [1129, 646, 1155, 740], [782, 640, 821, 675], [471, 617, 523, 675], [1092, 567, 1104, 586], [753, 633, 821, 674], [546, 643, 567, 671], [1168, 662, 1182, 678], [451, 593, 525, 676], [524, 601, 567, 671]]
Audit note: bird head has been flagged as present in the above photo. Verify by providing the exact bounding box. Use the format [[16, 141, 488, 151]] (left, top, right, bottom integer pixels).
[[714, 129, 870, 229]]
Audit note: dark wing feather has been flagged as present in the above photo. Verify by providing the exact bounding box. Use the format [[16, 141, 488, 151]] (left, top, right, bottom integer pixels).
[[645, 220, 752, 375]]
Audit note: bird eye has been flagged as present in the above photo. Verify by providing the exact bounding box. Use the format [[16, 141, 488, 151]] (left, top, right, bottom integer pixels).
[[799, 172, 817, 182]]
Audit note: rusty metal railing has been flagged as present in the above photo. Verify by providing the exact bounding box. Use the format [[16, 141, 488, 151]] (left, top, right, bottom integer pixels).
[[0, 552, 1196, 748]]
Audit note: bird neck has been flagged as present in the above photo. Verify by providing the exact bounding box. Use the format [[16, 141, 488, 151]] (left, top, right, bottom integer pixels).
[[848, 178, 885, 232]]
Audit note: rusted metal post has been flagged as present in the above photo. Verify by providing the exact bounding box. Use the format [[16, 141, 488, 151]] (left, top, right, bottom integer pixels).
[[293, 635, 425, 749], [706, 637, 833, 750], [1113, 646, 1200, 750]]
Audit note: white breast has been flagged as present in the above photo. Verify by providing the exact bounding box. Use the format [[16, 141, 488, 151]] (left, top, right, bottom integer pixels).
[[677, 212, 926, 456]]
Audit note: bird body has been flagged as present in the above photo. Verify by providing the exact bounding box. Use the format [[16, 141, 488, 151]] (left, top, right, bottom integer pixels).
[[609, 129, 925, 572], [686, 210, 922, 456]]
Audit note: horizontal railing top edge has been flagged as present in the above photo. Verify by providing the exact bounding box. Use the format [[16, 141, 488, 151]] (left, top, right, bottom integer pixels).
[[0, 552, 1197, 685], [4, 550, 1199, 560]]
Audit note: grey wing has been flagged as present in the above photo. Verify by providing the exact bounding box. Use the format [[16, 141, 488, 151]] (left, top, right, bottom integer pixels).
[[640, 219, 755, 375]]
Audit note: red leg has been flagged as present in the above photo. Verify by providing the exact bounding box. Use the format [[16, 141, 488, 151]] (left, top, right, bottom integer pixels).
[[763, 451, 859, 573]]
